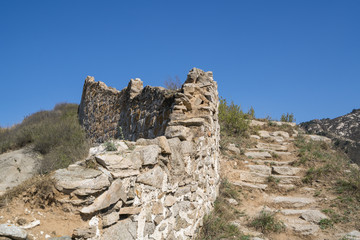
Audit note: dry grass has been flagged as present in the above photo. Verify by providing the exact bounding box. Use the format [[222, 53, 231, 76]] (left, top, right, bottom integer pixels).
[[197, 179, 250, 240], [0, 175, 55, 208], [0, 103, 90, 173], [294, 135, 360, 229]]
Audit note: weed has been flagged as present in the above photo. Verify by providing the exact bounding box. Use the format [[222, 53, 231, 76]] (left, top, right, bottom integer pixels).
[[319, 219, 333, 229], [271, 152, 280, 159], [197, 179, 249, 239], [267, 176, 280, 184], [104, 141, 117, 151], [250, 210, 285, 233]]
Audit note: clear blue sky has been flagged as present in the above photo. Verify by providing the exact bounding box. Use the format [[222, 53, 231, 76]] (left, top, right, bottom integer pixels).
[[1, 0, 359, 127]]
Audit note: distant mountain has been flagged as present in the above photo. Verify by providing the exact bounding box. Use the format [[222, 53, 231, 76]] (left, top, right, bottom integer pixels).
[[300, 109, 360, 165]]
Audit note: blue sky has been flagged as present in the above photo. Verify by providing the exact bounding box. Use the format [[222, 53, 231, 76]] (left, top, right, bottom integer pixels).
[[1, 0, 359, 126]]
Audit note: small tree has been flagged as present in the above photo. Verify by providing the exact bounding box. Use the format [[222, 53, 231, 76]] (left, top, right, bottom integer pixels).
[[164, 76, 182, 90], [280, 113, 295, 122], [219, 97, 251, 136]]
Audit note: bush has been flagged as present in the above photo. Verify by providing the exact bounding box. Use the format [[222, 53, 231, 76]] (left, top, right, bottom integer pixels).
[[0, 103, 90, 173], [280, 113, 295, 122], [219, 97, 252, 136], [104, 141, 117, 151]]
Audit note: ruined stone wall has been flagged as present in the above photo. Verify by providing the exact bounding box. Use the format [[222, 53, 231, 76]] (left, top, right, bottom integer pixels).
[[53, 68, 220, 239], [79, 77, 175, 143]]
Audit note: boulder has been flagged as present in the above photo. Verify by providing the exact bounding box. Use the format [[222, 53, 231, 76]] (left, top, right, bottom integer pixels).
[[136, 166, 165, 189], [0, 147, 40, 195], [227, 144, 240, 154], [96, 153, 142, 171], [72, 227, 96, 239], [165, 126, 191, 140], [53, 165, 110, 196], [0, 224, 27, 240], [102, 211, 119, 228], [101, 219, 137, 240], [300, 210, 328, 223], [80, 178, 126, 214]]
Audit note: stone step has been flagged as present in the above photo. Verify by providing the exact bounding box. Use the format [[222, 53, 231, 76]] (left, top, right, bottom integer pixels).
[[278, 184, 295, 191], [256, 143, 288, 152], [283, 218, 320, 236], [270, 151, 292, 156], [272, 166, 302, 176], [231, 180, 267, 190], [240, 171, 300, 184], [245, 151, 272, 159], [247, 165, 272, 175], [271, 196, 315, 208], [251, 160, 294, 166], [281, 209, 328, 224]]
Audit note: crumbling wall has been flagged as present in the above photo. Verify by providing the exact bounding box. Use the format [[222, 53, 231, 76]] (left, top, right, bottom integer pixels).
[[55, 68, 220, 239], [79, 77, 175, 143]]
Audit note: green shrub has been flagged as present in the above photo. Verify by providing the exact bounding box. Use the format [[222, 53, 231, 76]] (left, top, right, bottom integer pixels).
[[0, 103, 90, 173], [219, 97, 252, 136], [280, 113, 295, 122], [104, 141, 117, 151], [319, 219, 333, 229]]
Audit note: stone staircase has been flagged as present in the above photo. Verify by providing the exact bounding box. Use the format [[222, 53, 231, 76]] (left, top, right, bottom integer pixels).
[[221, 126, 360, 240]]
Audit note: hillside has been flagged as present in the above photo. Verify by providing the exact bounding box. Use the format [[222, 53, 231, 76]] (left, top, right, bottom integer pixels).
[[201, 120, 360, 240], [300, 109, 360, 165], [0, 69, 359, 240]]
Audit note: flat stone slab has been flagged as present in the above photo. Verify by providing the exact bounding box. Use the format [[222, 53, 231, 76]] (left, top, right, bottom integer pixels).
[[281, 209, 308, 215], [343, 230, 360, 240], [53, 165, 110, 196], [80, 178, 126, 214], [231, 181, 267, 190], [136, 166, 165, 189], [101, 219, 137, 240], [250, 135, 260, 140], [245, 152, 272, 159], [96, 152, 142, 171], [248, 165, 272, 175], [258, 131, 270, 139], [226, 144, 240, 154], [240, 171, 300, 184], [300, 210, 328, 223], [0, 224, 28, 240], [272, 131, 290, 139], [256, 143, 288, 152], [240, 171, 269, 183], [251, 160, 294, 166], [272, 196, 315, 208], [306, 135, 331, 143], [272, 166, 302, 176], [288, 222, 319, 236]]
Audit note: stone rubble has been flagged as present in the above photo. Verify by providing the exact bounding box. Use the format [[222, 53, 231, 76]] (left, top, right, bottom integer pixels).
[[51, 68, 221, 239]]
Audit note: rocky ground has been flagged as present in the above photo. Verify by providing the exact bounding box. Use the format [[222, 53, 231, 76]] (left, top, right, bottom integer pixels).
[[220, 120, 360, 240], [300, 109, 360, 165]]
